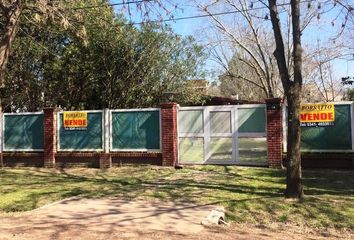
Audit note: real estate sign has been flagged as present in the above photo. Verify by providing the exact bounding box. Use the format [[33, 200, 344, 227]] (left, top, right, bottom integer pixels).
[[63, 111, 87, 129], [300, 103, 335, 127]]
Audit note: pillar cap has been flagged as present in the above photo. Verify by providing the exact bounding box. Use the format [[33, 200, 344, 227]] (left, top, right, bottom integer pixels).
[[265, 98, 283, 104], [161, 102, 178, 108], [43, 107, 58, 112]]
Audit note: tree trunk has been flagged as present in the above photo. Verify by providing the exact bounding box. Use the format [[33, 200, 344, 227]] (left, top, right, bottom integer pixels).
[[268, 0, 304, 199], [0, 2, 23, 167], [0, 2, 23, 86], [285, 84, 304, 198], [285, 0, 304, 198]]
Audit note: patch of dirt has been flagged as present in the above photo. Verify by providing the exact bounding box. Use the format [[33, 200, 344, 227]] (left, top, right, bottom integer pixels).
[[0, 197, 352, 240]]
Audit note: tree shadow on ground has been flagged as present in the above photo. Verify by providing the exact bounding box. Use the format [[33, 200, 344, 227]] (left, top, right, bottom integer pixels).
[[302, 169, 354, 196], [0, 166, 353, 228]]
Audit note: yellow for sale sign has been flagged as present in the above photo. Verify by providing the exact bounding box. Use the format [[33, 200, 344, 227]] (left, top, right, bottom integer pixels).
[[300, 103, 335, 127], [63, 111, 87, 129]]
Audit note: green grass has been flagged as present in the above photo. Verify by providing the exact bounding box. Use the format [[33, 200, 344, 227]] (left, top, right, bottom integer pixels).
[[0, 166, 353, 229]]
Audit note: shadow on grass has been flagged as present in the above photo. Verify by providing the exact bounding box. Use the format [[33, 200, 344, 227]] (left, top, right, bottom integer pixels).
[[0, 167, 283, 211], [1, 166, 353, 228], [302, 169, 354, 196]]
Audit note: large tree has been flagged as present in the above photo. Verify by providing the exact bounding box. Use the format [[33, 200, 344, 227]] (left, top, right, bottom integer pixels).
[[268, 0, 353, 198], [197, 0, 282, 98], [268, 0, 304, 198], [197, 0, 353, 198], [0, 0, 179, 87], [2, 1, 205, 111]]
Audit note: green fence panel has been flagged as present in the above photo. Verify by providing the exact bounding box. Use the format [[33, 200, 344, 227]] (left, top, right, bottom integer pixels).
[[4, 114, 44, 150], [112, 111, 160, 150], [301, 105, 352, 150], [238, 107, 266, 133], [59, 112, 103, 150]]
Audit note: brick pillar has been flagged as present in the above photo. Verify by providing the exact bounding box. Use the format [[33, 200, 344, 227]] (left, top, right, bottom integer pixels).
[[99, 153, 112, 169], [265, 98, 283, 168], [43, 108, 57, 167], [161, 102, 178, 167]]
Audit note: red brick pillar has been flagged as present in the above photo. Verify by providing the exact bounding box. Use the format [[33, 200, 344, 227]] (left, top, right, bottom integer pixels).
[[161, 103, 178, 167], [99, 153, 112, 169], [266, 98, 283, 168], [43, 108, 57, 167]]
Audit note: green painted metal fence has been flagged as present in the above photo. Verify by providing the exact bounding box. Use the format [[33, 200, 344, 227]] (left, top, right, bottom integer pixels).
[[301, 104, 352, 150], [58, 111, 103, 150], [111, 110, 160, 150], [3, 113, 44, 151]]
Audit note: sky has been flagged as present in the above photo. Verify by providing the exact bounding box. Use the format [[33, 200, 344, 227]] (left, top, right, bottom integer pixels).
[[111, 0, 354, 83]]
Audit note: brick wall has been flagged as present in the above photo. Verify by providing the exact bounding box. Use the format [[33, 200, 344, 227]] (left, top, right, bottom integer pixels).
[[1, 107, 171, 169], [43, 108, 57, 168], [161, 103, 178, 167], [111, 152, 162, 166], [3, 152, 44, 167], [265, 98, 283, 168], [99, 153, 112, 169], [56, 152, 100, 168]]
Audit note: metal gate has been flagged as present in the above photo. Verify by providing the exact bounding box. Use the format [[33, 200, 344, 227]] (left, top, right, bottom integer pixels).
[[178, 105, 267, 165]]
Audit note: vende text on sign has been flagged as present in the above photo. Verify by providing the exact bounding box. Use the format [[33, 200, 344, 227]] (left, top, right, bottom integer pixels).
[[300, 103, 335, 127], [63, 111, 87, 129]]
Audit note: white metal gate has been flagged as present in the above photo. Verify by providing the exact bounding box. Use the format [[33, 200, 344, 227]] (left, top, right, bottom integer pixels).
[[178, 105, 267, 165]]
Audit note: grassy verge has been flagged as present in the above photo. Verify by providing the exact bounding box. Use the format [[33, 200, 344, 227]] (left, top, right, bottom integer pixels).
[[0, 166, 353, 229]]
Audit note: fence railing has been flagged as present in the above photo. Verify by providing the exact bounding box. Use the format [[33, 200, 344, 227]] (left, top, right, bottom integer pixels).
[[3, 102, 353, 155], [283, 102, 354, 152], [2, 112, 44, 151], [3, 100, 351, 169], [58, 110, 104, 151], [110, 108, 161, 152], [1, 108, 161, 153]]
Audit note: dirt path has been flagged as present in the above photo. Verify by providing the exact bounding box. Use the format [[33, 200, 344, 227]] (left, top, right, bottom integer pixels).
[[0, 197, 352, 240]]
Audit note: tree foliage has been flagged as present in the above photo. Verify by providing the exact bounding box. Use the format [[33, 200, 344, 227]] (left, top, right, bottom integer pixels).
[[343, 88, 354, 101], [2, 0, 205, 111]]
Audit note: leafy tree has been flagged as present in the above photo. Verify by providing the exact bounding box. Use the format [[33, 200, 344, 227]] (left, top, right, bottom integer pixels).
[[343, 88, 354, 101], [3, 1, 205, 111], [0, 0, 179, 85]]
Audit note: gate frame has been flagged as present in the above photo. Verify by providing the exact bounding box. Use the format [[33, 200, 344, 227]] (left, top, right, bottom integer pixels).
[[177, 104, 267, 165]]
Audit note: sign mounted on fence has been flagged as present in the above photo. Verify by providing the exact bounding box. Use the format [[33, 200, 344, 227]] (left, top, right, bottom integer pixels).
[[63, 111, 87, 129], [300, 103, 335, 127]]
